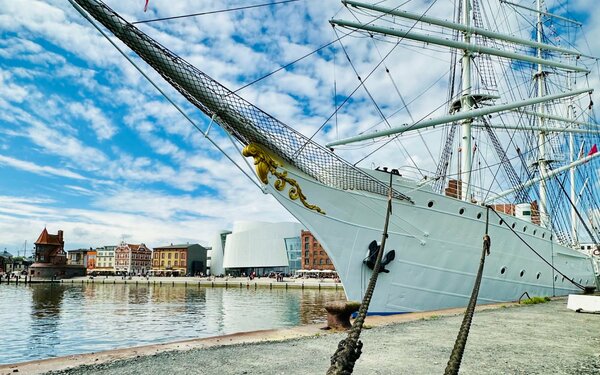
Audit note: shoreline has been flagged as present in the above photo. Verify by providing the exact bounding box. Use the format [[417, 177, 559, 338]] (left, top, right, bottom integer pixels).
[[0, 300, 520, 375], [4, 276, 343, 290]]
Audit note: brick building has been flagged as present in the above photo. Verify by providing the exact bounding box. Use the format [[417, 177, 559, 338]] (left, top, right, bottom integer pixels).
[[29, 228, 85, 279], [300, 230, 335, 271], [115, 242, 152, 275]]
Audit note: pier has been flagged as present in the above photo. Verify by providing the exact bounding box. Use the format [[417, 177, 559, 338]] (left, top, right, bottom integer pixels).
[[2, 297, 598, 375]]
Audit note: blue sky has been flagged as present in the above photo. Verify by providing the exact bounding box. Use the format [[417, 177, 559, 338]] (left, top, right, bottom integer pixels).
[[0, 0, 598, 254]]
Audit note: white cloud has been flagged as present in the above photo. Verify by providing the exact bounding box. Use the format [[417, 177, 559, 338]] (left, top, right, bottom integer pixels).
[[0, 154, 87, 180]]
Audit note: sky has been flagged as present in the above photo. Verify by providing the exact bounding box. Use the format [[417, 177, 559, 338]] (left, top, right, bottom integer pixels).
[[0, 0, 598, 254]]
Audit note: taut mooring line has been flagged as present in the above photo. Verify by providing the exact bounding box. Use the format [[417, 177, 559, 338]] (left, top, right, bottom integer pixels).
[[444, 206, 491, 375]]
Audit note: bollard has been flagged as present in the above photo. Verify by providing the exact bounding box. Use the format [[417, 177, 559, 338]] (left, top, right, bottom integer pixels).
[[319, 284, 321, 291], [302, 282, 304, 290], [103, 279, 105, 284], [225, 281, 228, 289], [254, 283, 257, 290], [240, 282, 242, 288], [185, 281, 187, 287], [113, 280, 116, 284], [160, 281, 162, 286], [270, 283, 272, 290], [285, 283, 288, 290], [212, 281, 214, 288], [172, 281, 175, 287], [136, 281, 138, 287], [15, 277, 19, 286]]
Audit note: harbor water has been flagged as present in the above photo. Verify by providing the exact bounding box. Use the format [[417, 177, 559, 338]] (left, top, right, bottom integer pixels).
[[0, 282, 345, 365]]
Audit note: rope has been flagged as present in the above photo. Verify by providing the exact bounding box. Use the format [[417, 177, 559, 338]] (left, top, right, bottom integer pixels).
[[132, 0, 299, 24], [487, 206, 585, 290], [326, 174, 394, 375], [444, 207, 491, 375]]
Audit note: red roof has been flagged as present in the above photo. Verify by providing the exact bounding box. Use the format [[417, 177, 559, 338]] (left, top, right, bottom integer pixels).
[[34, 228, 63, 246]]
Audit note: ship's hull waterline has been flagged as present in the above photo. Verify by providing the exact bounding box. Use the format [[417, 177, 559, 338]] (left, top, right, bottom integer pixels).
[[263, 160, 596, 313]]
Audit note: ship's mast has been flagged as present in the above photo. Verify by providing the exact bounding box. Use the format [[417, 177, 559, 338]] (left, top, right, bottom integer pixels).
[[460, 0, 473, 201], [568, 64, 578, 244], [536, 0, 549, 228]]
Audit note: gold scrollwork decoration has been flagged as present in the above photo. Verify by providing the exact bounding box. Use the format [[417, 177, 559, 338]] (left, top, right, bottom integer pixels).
[[242, 143, 326, 215]]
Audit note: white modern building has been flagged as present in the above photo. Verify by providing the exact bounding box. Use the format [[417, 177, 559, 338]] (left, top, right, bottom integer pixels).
[[210, 221, 303, 276]]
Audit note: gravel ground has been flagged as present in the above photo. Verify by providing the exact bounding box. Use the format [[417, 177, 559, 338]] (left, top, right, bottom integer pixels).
[[45, 299, 600, 375]]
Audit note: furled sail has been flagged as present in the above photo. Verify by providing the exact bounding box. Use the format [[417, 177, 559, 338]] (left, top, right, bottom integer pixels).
[[69, 0, 412, 202]]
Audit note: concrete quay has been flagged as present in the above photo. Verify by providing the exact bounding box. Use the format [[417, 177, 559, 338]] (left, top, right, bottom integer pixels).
[[2, 298, 599, 375], [27, 275, 344, 291]]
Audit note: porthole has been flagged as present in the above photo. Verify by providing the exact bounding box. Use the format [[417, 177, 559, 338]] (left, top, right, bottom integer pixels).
[[542, 233, 546, 239], [511, 223, 516, 229], [533, 230, 537, 236], [579, 278, 583, 284], [586, 279, 589, 284], [427, 201, 434, 208], [519, 270, 525, 277], [523, 226, 527, 232], [459, 208, 465, 215], [562, 276, 565, 283], [499, 219, 504, 225], [500, 266, 507, 275], [554, 275, 558, 282], [536, 272, 541, 280], [477, 212, 482, 219]]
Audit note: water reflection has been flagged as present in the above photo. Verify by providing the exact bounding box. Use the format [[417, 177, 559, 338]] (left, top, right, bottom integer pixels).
[[0, 284, 345, 365], [28, 284, 67, 359]]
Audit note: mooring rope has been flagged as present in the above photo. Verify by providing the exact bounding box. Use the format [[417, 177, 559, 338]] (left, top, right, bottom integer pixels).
[[444, 206, 491, 375], [326, 174, 394, 375]]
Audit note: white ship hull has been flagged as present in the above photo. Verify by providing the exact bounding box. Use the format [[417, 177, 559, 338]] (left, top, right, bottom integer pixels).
[[264, 161, 596, 313]]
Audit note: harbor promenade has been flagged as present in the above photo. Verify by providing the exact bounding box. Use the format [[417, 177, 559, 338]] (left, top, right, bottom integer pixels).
[[19, 275, 344, 290], [3, 297, 599, 374]]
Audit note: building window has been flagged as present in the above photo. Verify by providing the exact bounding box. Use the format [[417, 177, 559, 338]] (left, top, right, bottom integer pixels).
[[175, 253, 178, 259], [174, 261, 178, 266], [161, 253, 165, 259], [304, 259, 309, 265], [181, 252, 185, 259], [304, 242, 309, 250], [304, 251, 309, 258], [320, 259, 324, 265], [168, 253, 172, 259], [161, 261, 164, 266]]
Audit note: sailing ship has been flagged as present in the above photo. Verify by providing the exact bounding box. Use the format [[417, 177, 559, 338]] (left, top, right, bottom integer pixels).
[[69, 0, 600, 313]]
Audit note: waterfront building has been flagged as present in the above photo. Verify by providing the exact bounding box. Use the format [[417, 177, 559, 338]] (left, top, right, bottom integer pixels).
[[207, 230, 231, 276], [151, 244, 208, 276], [115, 242, 152, 275], [0, 250, 12, 274], [221, 221, 303, 276], [284, 237, 302, 274], [30, 228, 86, 279], [87, 249, 96, 272], [67, 249, 89, 266], [95, 245, 116, 275], [301, 230, 335, 272]]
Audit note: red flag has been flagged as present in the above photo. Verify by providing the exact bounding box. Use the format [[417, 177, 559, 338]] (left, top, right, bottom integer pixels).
[[588, 144, 598, 157], [144, 0, 149, 12]]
